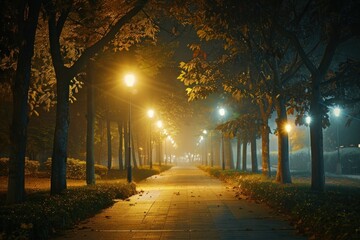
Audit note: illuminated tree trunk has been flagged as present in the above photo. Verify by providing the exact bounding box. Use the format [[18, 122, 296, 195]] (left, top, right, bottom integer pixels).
[[51, 72, 70, 195], [225, 137, 233, 169], [135, 133, 142, 166], [106, 117, 112, 170], [131, 132, 138, 169], [275, 95, 292, 184], [242, 142, 247, 171], [124, 122, 129, 169], [86, 65, 95, 185], [250, 133, 258, 173], [261, 124, 271, 177], [117, 121, 124, 170], [236, 135, 241, 170], [310, 74, 325, 191], [7, 0, 41, 204], [259, 97, 272, 177]]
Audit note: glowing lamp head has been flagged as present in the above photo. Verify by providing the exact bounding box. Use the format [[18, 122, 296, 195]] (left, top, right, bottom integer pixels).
[[219, 108, 225, 117], [285, 123, 292, 133], [305, 116, 311, 125], [333, 107, 341, 117], [124, 74, 136, 87], [156, 120, 163, 128], [147, 109, 154, 118], [203, 130, 207, 134]]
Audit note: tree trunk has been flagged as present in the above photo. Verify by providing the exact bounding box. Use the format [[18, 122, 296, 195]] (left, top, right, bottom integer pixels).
[[86, 65, 95, 185], [236, 135, 241, 170], [117, 121, 124, 170], [210, 132, 214, 167], [135, 134, 142, 166], [124, 121, 129, 168], [275, 96, 292, 184], [98, 120, 103, 165], [250, 133, 258, 173], [51, 73, 70, 195], [242, 142, 247, 171], [157, 137, 162, 166], [221, 133, 225, 170], [7, 0, 41, 204], [310, 75, 325, 191], [225, 137, 233, 169], [261, 124, 271, 177], [106, 118, 112, 170], [131, 132, 138, 169]]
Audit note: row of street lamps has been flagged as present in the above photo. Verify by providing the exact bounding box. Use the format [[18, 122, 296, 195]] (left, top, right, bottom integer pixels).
[[200, 106, 342, 173], [124, 73, 177, 183], [285, 107, 342, 174]]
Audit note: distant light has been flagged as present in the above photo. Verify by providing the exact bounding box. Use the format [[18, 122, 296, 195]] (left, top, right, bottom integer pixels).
[[147, 109, 154, 118], [203, 130, 208, 135], [200, 135, 204, 141], [285, 123, 292, 133], [124, 74, 136, 87], [305, 116, 311, 125], [156, 120, 163, 128], [219, 108, 225, 117], [358, 144, 360, 148], [333, 107, 341, 117]]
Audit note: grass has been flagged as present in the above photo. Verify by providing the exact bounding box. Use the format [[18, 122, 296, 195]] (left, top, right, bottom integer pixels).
[[199, 166, 360, 240], [0, 164, 172, 240]]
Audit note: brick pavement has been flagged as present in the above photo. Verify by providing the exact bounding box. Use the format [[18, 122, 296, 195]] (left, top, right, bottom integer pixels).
[[58, 166, 307, 240]]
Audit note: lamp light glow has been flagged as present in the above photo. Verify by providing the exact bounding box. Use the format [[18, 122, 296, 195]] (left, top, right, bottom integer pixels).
[[219, 108, 225, 117], [334, 107, 341, 117], [285, 123, 292, 133], [147, 109, 154, 118], [124, 74, 136, 87]]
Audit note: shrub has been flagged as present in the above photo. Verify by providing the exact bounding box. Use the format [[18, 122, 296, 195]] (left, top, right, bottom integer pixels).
[[0, 158, 40, 176], [44, 158, 108, 180], [0, 183, 137, 240]]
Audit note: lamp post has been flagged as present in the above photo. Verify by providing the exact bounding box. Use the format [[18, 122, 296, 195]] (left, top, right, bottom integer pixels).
[[124, 74, 135, 183], [147, 109, 154, 169], [334, 107, 341, 174], [219, 108, 226, 170]]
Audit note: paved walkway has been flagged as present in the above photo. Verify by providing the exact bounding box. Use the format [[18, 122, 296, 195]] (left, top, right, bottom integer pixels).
[[59, 166, 306, 240]]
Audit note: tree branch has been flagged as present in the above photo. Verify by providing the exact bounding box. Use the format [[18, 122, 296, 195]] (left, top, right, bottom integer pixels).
[[70, 0, 148, 78], [274, 21, 317, 75]]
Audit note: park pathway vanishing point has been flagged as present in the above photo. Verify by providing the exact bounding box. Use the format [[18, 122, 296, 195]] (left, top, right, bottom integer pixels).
[[59, 166, 306, 240]]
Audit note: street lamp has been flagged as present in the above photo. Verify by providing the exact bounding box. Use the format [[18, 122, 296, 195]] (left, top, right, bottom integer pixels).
[[219, 108, 226, 170], [147, 109, 154, 169], [124, 74, 136, 183], [334, 106, 341, 174]]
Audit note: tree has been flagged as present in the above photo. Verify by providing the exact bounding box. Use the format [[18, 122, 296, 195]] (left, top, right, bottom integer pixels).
[[3, 0, 42, 204], [43, 0, 157, 194], [275, 0, 360, 191], [86, 62, 95, 184]]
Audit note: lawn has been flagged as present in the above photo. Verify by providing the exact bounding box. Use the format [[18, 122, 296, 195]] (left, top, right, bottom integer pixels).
[[0, 165, 172, 239], [199, 166, 360, 240]]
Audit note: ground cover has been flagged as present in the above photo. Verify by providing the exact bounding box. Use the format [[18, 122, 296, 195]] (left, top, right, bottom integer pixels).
[[0, 165, 172, 239], [199, 166, 360, 240]]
